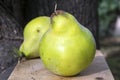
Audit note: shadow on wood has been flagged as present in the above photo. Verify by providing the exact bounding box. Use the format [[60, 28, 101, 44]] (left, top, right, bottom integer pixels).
[[80, 56, 108, 76]]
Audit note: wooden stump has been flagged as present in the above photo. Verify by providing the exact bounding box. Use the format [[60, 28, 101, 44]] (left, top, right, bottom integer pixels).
[[8, 50, 114, 80]]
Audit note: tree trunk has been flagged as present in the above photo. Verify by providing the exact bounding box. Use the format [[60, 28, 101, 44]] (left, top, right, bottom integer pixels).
[[24, 0, 100, 49], [1, 0, 24, 26], [0, 0, 22, 75]]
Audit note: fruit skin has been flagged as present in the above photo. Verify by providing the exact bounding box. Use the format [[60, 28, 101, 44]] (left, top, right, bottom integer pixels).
[[39, 10, 96, 76], [20, 16, 50, 58]]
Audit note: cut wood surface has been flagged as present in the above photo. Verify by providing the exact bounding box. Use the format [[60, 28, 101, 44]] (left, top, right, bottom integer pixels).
[[8, 50, 114, 80]]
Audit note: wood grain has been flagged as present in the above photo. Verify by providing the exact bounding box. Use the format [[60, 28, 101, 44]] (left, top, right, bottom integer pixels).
[[8, 50, 114, 80]]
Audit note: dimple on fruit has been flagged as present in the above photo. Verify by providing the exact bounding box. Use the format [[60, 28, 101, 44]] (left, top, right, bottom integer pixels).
[[20, 16, 50, 58], [39, 10, 96, 76]]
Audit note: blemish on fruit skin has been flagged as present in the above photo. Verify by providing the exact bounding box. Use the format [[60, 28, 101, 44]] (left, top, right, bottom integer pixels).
[[48, 58, 51, 61], [37, 29, 40, 32]]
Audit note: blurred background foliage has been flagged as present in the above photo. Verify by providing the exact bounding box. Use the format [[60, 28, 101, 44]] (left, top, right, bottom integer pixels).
[[98, 0, 120, 37], [98, 0, 120, 80]]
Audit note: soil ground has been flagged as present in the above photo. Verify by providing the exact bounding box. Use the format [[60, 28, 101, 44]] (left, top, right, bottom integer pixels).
[[100, 37, 120, 80]]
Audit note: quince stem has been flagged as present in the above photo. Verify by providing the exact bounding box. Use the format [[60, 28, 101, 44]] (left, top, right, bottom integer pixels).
[[54, 2, 57, 13]]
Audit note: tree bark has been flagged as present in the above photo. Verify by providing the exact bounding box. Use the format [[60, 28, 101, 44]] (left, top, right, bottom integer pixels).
[[0, 1, 22, 74], [24, 0, 100, 49], [1, 0, 24, 26]]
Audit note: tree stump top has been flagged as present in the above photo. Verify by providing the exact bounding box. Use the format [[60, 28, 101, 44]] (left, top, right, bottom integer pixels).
[[8, 50, 114, 80]]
